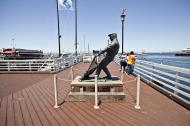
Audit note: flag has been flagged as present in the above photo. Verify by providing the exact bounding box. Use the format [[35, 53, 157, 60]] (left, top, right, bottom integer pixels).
[[58, 0, 73, 10]]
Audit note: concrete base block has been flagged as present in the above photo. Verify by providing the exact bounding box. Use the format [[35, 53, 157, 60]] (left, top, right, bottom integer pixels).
[[68, 92, 125, 102], [68, 76, 126, 102]]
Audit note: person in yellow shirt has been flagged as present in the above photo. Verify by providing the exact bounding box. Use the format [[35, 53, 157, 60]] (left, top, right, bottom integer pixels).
[[127, 51, 136, 74]]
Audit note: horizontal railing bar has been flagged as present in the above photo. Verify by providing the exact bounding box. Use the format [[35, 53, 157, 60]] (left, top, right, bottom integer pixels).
[[134, 70, 190, 105], [115, 56, 190, 107], [0, 59, 55, 62], [139, 57, 190, 64], [135, 67, 190, 91], [0, 56, 82, 72], [0, 62, 54, 64], [137, 60, 190, 74], [135, 68, 190, 98], [0, 65, 54, 67], [135, 63, 190, 84], [0, 69, 42, 71]]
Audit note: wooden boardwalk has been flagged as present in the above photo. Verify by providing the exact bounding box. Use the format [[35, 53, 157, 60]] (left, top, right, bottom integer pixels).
[[0, 62, 190, 126]]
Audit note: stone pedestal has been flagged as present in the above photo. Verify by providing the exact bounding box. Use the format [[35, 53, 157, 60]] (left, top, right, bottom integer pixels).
[[68, 76, 125, 101]]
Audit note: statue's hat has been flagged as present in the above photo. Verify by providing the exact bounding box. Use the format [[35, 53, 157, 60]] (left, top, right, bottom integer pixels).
[[108, 33, 117, 38]]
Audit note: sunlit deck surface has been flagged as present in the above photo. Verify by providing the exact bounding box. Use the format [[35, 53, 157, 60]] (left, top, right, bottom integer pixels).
[[0, 62, 189, 126]]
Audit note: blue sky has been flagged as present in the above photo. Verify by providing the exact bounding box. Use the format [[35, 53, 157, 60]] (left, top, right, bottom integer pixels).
[[0, 0, 190, 53]]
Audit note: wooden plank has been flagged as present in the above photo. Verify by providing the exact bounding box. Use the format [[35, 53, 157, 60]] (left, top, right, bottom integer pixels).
[[21, 89, 42, 126], [72, 102, 115, 126], [82, 102, 124, 126], [121, 86, 161, 125], [90, 103, 130, 126], [104, 103, 148, 126], [28, 86, 59, 126], [7, 94, 15, 126], [17, 91, 33, 126], [68, 103, 101, 126], [32, 84, 66, 126], [113, 93, 166, 125], [43, 80, 70, 103], [57, 82, 70, 100], [61, 105, 86, 126], [37, 83, 77, 126], [38, 82, 82, 126], [0, 97, 7, 126], [25, 87, 50, 126], [13, 93, 24, 126]]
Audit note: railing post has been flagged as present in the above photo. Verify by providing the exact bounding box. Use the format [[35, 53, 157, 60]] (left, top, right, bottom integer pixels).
[[53, 60, 56, 72], [174, 72, 179, 95], [7, 61, 10, 71], [94, 75, 99, 109], [71, 66, 74, 80], [54, 74, 59, 108], [150, 64, 154, 82], [121, 66, 124, 82], [58, 59, 60, 70], [135, 74, 141, 109], [29, 61, 31, 71]]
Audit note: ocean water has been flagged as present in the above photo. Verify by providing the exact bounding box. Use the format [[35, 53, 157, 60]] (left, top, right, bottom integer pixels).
[[138, 53, 190, 69]]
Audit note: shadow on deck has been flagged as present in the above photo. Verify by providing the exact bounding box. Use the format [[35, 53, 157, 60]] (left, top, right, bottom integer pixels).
[[0, 62, 189, 126]]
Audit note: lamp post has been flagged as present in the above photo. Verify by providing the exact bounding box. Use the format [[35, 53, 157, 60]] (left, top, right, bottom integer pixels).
[[56, 0, 61, 57], [75, 0, 78, 56], [120, 9, 126, 54]]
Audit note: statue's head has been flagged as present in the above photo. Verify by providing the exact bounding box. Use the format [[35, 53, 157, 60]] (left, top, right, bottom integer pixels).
[[108, 33, 117, 41]]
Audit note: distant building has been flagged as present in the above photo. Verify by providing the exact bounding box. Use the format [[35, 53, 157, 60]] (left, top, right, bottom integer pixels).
[[0, 48, 43, 59]]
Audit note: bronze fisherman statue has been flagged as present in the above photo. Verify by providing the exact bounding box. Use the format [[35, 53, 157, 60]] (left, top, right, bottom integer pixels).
[[80, 33, 120, 80]]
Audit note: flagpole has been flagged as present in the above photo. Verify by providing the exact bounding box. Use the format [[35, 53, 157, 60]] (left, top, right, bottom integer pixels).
[[75, 0, 78, 56], [56, 0, 61, 57]]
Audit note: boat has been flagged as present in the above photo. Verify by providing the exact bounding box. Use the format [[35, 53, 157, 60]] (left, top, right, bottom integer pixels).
[[0, 48, 43, 59], [175, 48, 190, 56]]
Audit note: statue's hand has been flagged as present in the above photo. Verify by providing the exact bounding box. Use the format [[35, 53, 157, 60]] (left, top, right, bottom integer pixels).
[[95, 54, 99, 57]]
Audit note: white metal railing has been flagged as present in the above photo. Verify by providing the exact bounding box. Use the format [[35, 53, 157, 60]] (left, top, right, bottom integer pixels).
[[0, 55, 82, 72], [134, 59, 190, 105], [114, 56, 190, 106]]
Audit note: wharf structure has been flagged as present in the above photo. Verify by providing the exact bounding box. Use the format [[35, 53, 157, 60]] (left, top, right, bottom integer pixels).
[[0, 58, 190, 126], [175, 48, 190, 56], [0, 48, 43, 60]]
